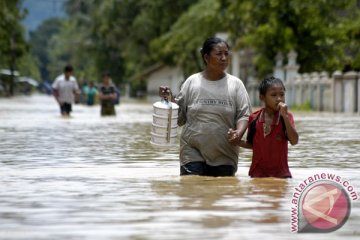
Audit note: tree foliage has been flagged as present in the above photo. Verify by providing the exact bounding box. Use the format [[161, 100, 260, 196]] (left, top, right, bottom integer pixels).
[[29, 18, 63, 81], [0, 0, 32, 95], [151, 0, 224, 77], [38, 0, 197, 86], [23, 0, 360, 92], [90, 0, 196, 81], [46, 0, 97, 83], [150, 0, 360, 78], [0, 0, 28, 70], [224, 0, 358, 77]]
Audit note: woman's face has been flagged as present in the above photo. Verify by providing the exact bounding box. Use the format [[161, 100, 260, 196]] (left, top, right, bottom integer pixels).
[[204, 42, 230, 72]]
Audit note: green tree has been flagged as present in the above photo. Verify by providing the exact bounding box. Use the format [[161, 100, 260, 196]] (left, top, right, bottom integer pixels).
[[47, 18, 97, 83], [29, 18, 63, 81], [17, 53, 41, 81], [344, 8, 360, 70], [42, 0, 360, 96], [46, 0, 114, 88], [47, 0, 198, 93], [49, 0, 127, 84], [92, 0, 196, 80], [0, 0, 28, 95], [152, 0, 359, 79], [225, 0, 358, 77], [151, 0, 223, 77]]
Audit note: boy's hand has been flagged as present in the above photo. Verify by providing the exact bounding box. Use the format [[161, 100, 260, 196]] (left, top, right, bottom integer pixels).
[[278, 102, 288, 117]]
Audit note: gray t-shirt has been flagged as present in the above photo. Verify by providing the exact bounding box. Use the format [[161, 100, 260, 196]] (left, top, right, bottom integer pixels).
[[176, 72, 251, 170]]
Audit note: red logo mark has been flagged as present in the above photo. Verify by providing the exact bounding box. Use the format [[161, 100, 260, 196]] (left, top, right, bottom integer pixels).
[[301, 183, 350, 231]]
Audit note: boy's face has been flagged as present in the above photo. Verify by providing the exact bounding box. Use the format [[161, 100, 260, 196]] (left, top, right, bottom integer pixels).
[[260, 84, 285, 112], [64, 71, 73, 80]]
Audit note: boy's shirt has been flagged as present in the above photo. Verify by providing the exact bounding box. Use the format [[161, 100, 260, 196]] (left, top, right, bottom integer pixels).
[[100, 85, 115, 107], [248, 108, 295, 178]]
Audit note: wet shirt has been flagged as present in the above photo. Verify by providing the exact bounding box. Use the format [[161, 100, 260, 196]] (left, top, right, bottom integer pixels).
[[248, 108, 295, 178], [52, 74, 79, 103], [86, 87, 98, 105], [176, 73, 251, 170], [100, 85, 115, 107]]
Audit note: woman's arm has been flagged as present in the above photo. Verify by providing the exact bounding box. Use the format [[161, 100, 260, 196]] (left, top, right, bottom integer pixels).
[[228, 119, 248, 146], [235, 119, 248, 140]]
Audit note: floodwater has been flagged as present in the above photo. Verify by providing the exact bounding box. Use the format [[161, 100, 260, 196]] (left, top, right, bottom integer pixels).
[[0, 94, 359, 240]]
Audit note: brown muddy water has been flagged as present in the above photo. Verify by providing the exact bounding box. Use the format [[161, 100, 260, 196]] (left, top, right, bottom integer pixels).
[[0, 94, 359, 240]]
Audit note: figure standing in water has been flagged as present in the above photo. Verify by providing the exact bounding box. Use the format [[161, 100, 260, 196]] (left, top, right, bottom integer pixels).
[[228, 76, 299, 178], [99, 72, 117, 116], [160, 37, 252, 177], [52, 64, 80, 117], [84, 81, 98, 106]]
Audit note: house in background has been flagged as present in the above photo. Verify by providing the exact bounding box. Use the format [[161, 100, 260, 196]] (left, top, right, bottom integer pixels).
[[130, 33, 252, 102], [131, 56, 249, 102], [131, 64, 184, 102], [0, 69, 20, 96]]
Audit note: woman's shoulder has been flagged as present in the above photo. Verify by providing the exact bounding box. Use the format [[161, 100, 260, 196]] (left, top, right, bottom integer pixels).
[[226, 73, 246, 88], [226, 73, 242, 81], [185, 72, 201, 81], [182, 73, 201, 86]]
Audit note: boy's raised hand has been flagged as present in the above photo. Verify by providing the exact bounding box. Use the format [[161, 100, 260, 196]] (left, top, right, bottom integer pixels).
[[278, 102, 288, 117]]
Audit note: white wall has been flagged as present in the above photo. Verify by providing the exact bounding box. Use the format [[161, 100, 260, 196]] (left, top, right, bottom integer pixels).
[[147, 66, 184, 102]]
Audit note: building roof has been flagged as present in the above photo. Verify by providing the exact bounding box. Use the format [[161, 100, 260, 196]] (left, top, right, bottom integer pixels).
[[0, 69, 20, 76], [129, 64, 166, 82]]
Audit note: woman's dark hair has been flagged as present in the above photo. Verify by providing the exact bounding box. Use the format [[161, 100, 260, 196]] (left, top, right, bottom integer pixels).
[[63, 64, 73, 73], [200, 37, 230, 65], [258, 76, 285, 95]]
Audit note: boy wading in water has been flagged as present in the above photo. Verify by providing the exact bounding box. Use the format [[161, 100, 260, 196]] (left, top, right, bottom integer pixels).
[[99, 72, 117, 116], [52, 65, 80, 117], [228, 76, 299, 178]]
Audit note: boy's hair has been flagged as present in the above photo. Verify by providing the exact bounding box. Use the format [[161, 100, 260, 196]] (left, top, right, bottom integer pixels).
[[63, 64, 73, 73], [258, 76, 285, 95]]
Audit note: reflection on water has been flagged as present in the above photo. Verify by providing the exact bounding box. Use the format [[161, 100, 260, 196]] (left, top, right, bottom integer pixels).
[[0, 95, 359, 239]]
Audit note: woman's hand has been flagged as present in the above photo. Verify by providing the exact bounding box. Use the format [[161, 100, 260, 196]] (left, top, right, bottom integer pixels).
[[228, 128, 241, 146], [159, 86, 172, 101], [228, 127, 253, 148]]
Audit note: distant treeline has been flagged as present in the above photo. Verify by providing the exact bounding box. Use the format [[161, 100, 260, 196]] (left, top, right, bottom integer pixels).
[[1, 0, 360, 96]]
